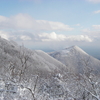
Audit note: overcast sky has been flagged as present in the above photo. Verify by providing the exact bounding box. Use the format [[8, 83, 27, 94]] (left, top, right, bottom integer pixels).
[[0, 0, 100, 58]]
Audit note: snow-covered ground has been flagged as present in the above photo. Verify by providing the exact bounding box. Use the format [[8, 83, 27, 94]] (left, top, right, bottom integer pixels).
[[0, 37, 100, 100]]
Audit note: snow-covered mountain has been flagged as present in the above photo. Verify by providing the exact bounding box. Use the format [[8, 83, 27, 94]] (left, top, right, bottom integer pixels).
[[0, 37, 100, 100], [0, 37, 69, 100], [0, 37, 67, 77], [49, 45, 100, 74]]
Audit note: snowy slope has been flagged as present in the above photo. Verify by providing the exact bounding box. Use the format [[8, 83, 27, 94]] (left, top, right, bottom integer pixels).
[[0, 38, 100, 100], [49, 45, 100, 74], [0, 37, 69, 100], [35, 50, 66, 71], [0, 37, 68, 78]]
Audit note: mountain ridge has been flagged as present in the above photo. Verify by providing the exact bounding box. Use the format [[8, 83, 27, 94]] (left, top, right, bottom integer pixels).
[[0, 37, 67, 77], [49, 45, 100, 74]]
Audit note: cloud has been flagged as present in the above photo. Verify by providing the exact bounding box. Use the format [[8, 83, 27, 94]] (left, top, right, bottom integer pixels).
[[0, 30, 33, 41], [82, 28, 100, 41], [20, 35, 32, 40], [38, 32, 67, 41], [0, 16, 8, 22], [0, 30, 93, 43], [75, 24, 80, 26], [66, 35, 93, 42], [92, 25, 100, 29], [87, 0, 100, 3], [82, 28, 91, 33], [0, 13, 73, 31], [94, 10, 100, 14], [0, 31, 9, 40], [38, 32, 92, 42]]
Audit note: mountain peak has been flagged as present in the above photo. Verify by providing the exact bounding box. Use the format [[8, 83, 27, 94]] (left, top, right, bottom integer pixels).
[[49, 45, 100, 75], [65, 45, 78, 50], [65, 45, 88, 55], [66, 45, 80, 50]]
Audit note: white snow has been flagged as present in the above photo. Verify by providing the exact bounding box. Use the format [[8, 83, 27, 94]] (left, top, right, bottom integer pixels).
[[0, 37, 100, 100], [49, 45, 100, 74]]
